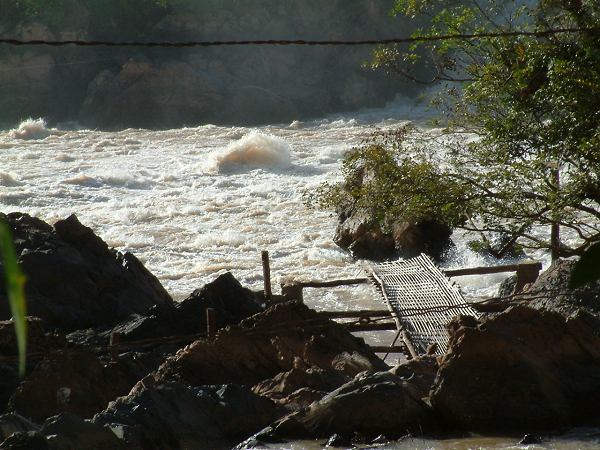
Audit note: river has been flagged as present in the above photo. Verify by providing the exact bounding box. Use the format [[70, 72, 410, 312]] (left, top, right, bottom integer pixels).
[[3, 99, 578, 449]]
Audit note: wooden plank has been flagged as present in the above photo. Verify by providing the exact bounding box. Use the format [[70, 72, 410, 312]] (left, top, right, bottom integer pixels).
[[297, 277, 370, 288], [369, 346, 406, 353], [344, 322, 397, 332], [317, 309, 391, 319], [443, 261, 542, 277]]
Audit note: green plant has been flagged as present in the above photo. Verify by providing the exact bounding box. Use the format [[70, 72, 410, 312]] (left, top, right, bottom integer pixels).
[[0, 221, 27, 377]]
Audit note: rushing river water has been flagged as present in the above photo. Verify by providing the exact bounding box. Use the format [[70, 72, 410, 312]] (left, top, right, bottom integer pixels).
[[0, 99, 531, 307], [3, 100, 578, 449]]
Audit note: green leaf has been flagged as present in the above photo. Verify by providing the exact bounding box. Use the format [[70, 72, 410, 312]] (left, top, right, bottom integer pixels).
[[0, 221, 27, 377], [570, 242, 600, 289]]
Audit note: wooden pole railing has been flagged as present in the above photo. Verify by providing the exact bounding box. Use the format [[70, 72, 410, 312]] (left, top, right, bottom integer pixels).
[[281, 260, 542, 302]]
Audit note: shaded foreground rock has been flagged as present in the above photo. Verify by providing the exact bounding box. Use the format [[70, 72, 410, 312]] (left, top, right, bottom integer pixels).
[[107, 271, 263, 343], [245, 371, 435, 444], [0, 213, 173, 331], [8, 351, 136, 423], [252, 367, 348, 411], [92, 383, 278, 450], [153, 301, 388, 387], [431, 305, 600, 431]]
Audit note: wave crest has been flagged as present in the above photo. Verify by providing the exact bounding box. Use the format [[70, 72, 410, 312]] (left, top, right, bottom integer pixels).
[[10, 118, 58, 140], [211, 131, 292, 172]]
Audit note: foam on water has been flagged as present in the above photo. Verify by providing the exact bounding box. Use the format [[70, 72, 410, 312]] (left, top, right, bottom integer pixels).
[[209, 131, 292, 172], [9, 118, 60, 140], [0, 107, 553, 317]]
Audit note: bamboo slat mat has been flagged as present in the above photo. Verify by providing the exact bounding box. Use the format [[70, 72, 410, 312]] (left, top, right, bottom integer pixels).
[[368, 254, 478, 355]]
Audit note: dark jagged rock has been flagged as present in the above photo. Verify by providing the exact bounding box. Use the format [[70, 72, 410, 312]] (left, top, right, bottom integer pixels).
[[388, 355, 439, 400], [430, 305, 600, 431], [251, 371, 434, 441], [41, 412, 125, 449], [153, 302, 387, 387], [8, 351, 137, 423], [0, 414, 39, 442], [0, 318, 65, 413], [0, 367, 17, 416], [520, 259, 600, 315], [0, 212, 173, 331], [92, 382, 279, 450], [0, 431, 48, 450], [518, 434, 542, 445], [252, 367, 348, 410], [103, 271, 264, 348], [173, 272, 263, 334]]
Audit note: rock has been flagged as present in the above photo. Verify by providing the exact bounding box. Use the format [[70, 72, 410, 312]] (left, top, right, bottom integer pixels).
[[0, 318, 64, 358], [92, 382, 279, 450], [333, 206, 395, 261], [173, 272, 263, 335], [333, 191, 452, 261], [520, 259, 600, 315], [252, 367, 348, 410], [252, 367, 347, 399], [430, 305, 600, 431], [0, 213, 173, 331], [388, 355, 439, 399], [324, 433, 351, 447], [8, 351, 137, 423], [0, 413, 39, 442], [518, 434, 542, 445], [0, 431, 48, 450], [260, 371, 434, 440], [392, 220, 453, 261], [153, 302, 387, 387], [0, 366, 18, 415], [497, 274, 517, 298], [40, 412, 125, 449], [104, 272, 263, 344]]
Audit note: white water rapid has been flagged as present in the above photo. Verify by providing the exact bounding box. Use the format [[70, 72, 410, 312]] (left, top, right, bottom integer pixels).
[[0, 100, 550, 318]]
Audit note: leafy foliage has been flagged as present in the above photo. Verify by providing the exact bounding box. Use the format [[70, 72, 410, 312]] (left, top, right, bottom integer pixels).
[[0, 221, 27, 377], [315, 0, 600, 259]]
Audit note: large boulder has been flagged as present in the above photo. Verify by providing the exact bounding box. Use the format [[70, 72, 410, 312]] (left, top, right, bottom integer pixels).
[[153, 302, 388, 387], [520, 259, 600, 315], [0, 318, 65, 413], [7, 351, 137, 423], [0, 213, 173, 331], [430, 305, 600, 431], [333, 195, 452, 261], [252, 367, 348, 411], [92, 382, 279, 450], [104, 271, 264, 344], [247, 371, 435, 443]]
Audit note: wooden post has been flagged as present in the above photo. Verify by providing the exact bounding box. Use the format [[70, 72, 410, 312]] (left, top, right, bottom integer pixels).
[[281, 282, 304, 303], [206, 308, 216, 339], [109, 331, 120, 363], [261, 250, 272, 303]]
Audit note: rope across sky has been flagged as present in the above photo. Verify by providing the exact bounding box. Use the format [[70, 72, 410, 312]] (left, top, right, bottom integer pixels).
[[0, 27, 593, 48]]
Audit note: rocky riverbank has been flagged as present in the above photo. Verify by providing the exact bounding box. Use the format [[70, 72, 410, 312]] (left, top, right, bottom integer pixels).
[[1, 212, 600, 449]]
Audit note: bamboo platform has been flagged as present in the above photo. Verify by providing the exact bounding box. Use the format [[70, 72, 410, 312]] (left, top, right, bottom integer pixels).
[[368, 254, 477, 357], [270, 251, 542, 359]]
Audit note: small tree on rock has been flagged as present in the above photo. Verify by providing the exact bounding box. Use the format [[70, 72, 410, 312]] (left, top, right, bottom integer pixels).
[[311, 0, 600, 260]]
